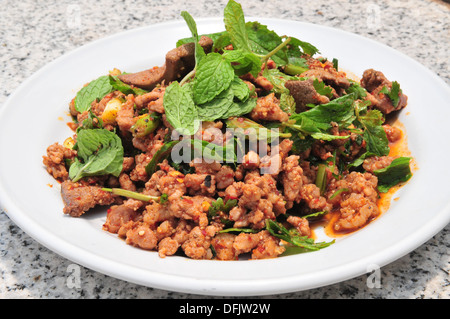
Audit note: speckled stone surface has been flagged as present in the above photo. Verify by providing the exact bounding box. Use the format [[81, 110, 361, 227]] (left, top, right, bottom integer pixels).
[[0, 0, 449, 299]]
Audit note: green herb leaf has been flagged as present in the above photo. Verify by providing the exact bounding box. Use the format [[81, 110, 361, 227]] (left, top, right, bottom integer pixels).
[[102, 188, 162, 202], [312, 78, 333, 98], [229, 76, 250, 101], [346, 80, 367, 99], [288, 36, 320, 57], [290, 94, 356, 131], [176, 31, 227, 48], [226, 116, 290, 141], [279, 93, 296, 114], [222, 49, 262, 77], [301, 210, 328, 220], [219, 227, 258, 234], [190, 139, 237, 163], [221, 96, 257, 119], [332, 58, 338, 71], [315, 164, 327, 195], [265, 219, 334, 252], [192, 52, 235, 105], [145, 140, 181, 176], [196, 86, 235, 121], [74, 75, 114, 113], [208, 197, 238, 218], [69, 129, 123, 182], [380, 81, 402, 108], [287, 56, 309, 69], [223, 0, 252, 52], [163, 81, 200, 135], [109, 75, 148, 96], [180, 11, 206, 66], [373, 157, 412, 192], [358, 109, 390, 156], [262, 68, 299, 95], [245, 21, 288, 66]]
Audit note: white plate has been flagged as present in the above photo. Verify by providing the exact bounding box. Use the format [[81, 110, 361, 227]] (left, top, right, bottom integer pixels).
[[0, 17, 449, 296]]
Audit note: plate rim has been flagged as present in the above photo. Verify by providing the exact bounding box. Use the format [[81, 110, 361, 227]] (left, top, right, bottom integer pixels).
[[1, 17, 450, 296]]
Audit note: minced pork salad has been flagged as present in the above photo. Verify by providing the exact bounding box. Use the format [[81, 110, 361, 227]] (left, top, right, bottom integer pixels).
[[43, 0, 413, 260]]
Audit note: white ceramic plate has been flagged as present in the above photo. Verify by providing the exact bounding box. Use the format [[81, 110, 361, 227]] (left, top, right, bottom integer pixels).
[[1, 18, 449, 296]]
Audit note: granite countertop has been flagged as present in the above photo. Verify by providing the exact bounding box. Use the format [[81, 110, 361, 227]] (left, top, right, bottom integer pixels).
[[0, 0, 449, 299]]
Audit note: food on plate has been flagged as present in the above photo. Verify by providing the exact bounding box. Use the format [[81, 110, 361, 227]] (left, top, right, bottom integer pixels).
[[42, 0, 413, 260]]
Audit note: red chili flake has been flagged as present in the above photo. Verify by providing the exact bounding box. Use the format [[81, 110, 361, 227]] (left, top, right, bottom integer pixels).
[[237, 117, 244, 123], [327, 171, 333, 180], [225, 194, 238, 201]]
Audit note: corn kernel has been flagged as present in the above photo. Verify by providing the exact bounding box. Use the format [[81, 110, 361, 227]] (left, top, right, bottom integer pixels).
[[63, 137, 75, 149], [168, 170, 182, 177], [201, 201, 210, 212], [109, 68, 122, 76], [101, 98, 123, 125]]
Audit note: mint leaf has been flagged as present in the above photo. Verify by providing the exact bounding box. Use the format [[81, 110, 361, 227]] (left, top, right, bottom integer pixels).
[[69, 129, 123, 182], [221, 96, 257, 119], [229, 76, 250, 101], [176, 31, 226, 47], [192, 53, 235, 105], [194, 76, 253, 121], [373, 157, 412, 192], [223, 0, 252, 52], [74, 75, 114, 113], [262, 68, 299, 94], [180, 11, 205, 66], [222, 49, 261, 77], [163, 82, 199, 135], [196, 86, 235, 121], [288, 37, 320, 57], [246, 21, 288, 66]]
